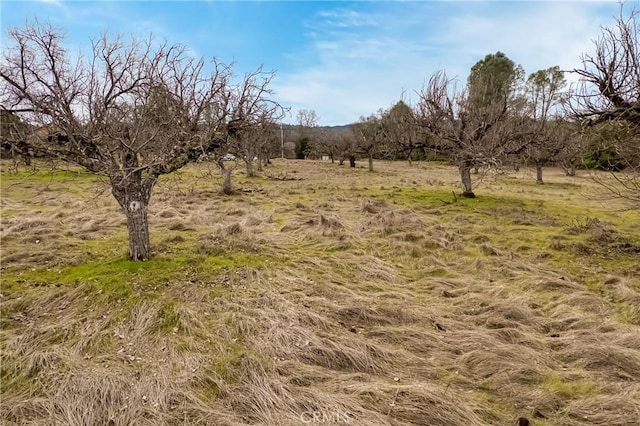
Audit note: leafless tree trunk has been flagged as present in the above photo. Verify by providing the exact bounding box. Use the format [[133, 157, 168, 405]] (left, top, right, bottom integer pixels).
[[112, 186, 152, 260], [245, 156, 255, 177], [257, 154, 264, 172], [535, 161, 544, 184], [561, 161, 577, 176], [459, 159, 475, 198], [218, 160, 234, 195]]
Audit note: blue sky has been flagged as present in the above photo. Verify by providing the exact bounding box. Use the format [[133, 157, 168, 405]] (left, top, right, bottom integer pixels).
[[1, 0, 624, 125]]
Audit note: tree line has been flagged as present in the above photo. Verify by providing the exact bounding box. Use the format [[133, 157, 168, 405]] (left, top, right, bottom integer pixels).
[[1, 3, 638, 261], [294, 4, 639, 199]]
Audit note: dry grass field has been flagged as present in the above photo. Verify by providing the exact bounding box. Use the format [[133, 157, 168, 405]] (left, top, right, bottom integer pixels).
[[1, 158, 639, 425]]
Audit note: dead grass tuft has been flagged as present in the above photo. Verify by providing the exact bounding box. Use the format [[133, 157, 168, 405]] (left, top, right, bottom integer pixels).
[[359, 207, 425, 237], [319, 214, 343, 229], [457, 343, 547, 383], [562, 390, 640, 426], [351, 382, 486, 425], [559, 342, 640, 381], [480, 242, 502, 256], [360, 198, 388, 214]]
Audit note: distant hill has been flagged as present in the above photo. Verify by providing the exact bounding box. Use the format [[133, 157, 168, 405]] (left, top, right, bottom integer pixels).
[[280, 123, 352, 141], [283, 123, 351, 133]]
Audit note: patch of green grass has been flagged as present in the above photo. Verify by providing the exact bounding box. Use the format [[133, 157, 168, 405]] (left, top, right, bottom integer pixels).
[[209, 342, 250, 382], [1, 209, 18, 217], [2, 168, 101, 183], [542, 372, 600, 399], [613, 304, 640, 326], [0, 366, 40, 398], [496, 176, 582, 190], [424, 268, 450, 278], [385, 187, 527, 213], [158, 302, 181, 333], [465, 389, 515, 423], [200, 253, 272, 270], [3, 246, 275, 300]]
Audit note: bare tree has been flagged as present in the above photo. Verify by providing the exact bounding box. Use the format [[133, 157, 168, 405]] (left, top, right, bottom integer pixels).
[[296, 109, 318, 128], [331, 130, 357, 166], [417, 52, 523, 197], [572, 2, 640, 202], [417, 74, 514, 196], [573, 4, 639, 127], [522, 66, 568, 183], [310, 128, 335, 162], [223, 67, 286, 179], [381, 100, 422, 164], [352, 113, 385, 171], [1, 22, 236, 260], [550, 119, 585, 176], [256, 123, 280, 171], [293, 109, 319, 159]]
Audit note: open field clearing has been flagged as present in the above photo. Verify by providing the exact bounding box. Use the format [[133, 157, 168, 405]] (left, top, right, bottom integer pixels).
[[1, 159, 639, 425]]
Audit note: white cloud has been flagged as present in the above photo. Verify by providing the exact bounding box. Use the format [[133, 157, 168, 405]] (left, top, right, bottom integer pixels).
[[273, 1, 621, 126], [34, 0, 63, 5]]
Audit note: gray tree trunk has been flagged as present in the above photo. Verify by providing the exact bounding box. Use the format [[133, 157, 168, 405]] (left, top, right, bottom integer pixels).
[[368, 154, 374, 172], [222, 168, 233, 194], [218, 160, 234, 195], [562, 161, 576, 176], [125, 200, 151, 261], [459, 159, 475, 198], [112, 179, 154, 261], [245, 158, 254, 177], [536, 162, 544, 184]]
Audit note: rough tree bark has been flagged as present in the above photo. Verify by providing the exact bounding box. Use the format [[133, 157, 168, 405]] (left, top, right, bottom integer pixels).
[[218, 160, 234, 195], [113, 188, 152, 261], [459, 159, 476, 198], [245, 157, 255, 177], [536, 161, 544, 184], [109, 153, 157, 260], [561, 161, 576, 176]]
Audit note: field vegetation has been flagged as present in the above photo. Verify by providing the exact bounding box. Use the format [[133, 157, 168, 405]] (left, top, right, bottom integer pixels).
[[1, 159, 639, 425]]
